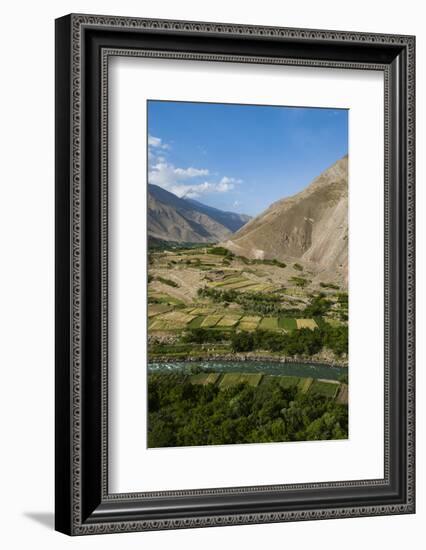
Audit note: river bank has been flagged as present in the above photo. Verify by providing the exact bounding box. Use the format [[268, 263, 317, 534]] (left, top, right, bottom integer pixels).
[[148, 357, 348, 381], [148, 352, 348, 369]]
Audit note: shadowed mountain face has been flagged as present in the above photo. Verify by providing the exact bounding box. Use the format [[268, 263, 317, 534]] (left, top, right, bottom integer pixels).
[[147, 184, 251, 243], [222, 156, 349, 287], [184, 198, 251, 233]]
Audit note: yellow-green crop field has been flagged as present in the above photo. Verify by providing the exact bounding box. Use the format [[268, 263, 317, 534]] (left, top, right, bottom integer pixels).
[[217, 315, 242, 327], [238, 315, 261, 331], [299, 377, 314, 393], [161, 311, 197, 324], [244, 283, 276, 292], [190, 372, 222, 385], [148, 304, 172, 317], [219, 373, 263, 389], [148, 292, 184, 306], [259, 317, 279, 330], [148, 308, 319, 335], [296, 318, 318, 330], [201, 315, 223, 328], [185, 373, 347, 404]]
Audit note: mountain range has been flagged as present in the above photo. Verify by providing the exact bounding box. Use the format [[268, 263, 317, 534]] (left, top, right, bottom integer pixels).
[[222, 156, 348, 286], [147, 184, 251, 243], [147, 155, 348, 287]]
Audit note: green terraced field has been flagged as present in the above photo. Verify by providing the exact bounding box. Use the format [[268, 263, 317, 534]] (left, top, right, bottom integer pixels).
[[259, 317, 279, 330], [187, 315, 205, 328], [244, 283, 275, 292], [298, 377, 314, 393], [219, 373, 263, 389], [238, 315, 261, 331], [278, 317, 297, 330], [185, 372, 344, 401], [189, 307, 216, 315], [148, 304, 172, 317], [148, 292, 185, 306], [222, 280, 259, 290], [212, 276, 246, 287], [149, 319, 170, 331], [201, 315, 223, 327], [219, 373, 243, 389], [309, 380, 339, 398], [278, 375, 302, 389], [162, 311, 197, 324], [190, 373, 222, 385], [239, 373, 263, 386], [217, 315, 242, 327]]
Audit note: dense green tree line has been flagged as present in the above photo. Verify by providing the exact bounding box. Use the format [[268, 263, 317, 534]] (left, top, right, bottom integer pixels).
[[182, 321, 347, 358], [198, 287, 291, 315], [197, 287, 336, 317], [230, 324, 347, 357], [148, 374, 348, 447], [181, 328, 230, 344]]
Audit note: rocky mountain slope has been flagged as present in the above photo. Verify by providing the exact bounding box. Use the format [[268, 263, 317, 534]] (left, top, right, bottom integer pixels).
[[147, 184, 250, 243], [222, 156, 348, 287]]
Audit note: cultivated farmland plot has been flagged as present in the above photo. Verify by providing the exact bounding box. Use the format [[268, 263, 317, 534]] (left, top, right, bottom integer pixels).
[[299, 378, 314, 393], [162, 311, 197, 324], [217, 315, 242, 327], [296, 318, 318, 330], [148, 304, 172, 317], [190, 373, 222, 385], [244, 283, 275, 292], [259, 317, 279, 330], [188, 307, 216, 315], [222, 280, 260, 290], [238, 315, 261, 331], [148, 292, 184, 306], [278, 317, 297, 330], [185, 372, 344, 403], [219, 373, 263, 389], [309, 380, 339, 398], [187, 316, 205, 328], [201, 315, 223, 328], [211, 276, 245, 287]]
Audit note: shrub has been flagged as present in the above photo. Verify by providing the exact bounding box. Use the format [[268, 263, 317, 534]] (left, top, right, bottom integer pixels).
[[157, 276, 179, 288], [207, 247, 234, 257]]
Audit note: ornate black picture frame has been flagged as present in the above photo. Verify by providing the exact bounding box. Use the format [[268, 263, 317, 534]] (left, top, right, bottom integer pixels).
[[55, 13, 415, 535]]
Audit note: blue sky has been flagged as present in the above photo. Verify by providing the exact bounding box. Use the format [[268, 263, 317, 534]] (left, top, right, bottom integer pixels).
[[147, 100, 348, 216]]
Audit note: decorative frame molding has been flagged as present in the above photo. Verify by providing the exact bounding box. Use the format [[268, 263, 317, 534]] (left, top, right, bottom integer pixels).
[[55, 14, 415, 535]]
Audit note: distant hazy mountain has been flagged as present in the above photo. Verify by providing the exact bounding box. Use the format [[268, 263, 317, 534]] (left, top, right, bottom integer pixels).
[[147, 184, 251, 243], [184, 198, 252, 233], [222, 156, 349, 287]]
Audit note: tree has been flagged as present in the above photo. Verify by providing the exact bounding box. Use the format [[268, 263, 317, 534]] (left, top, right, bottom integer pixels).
[[231, 331, 254, 352]]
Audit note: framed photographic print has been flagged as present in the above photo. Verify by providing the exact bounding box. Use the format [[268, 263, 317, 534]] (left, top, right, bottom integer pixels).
[[55, 14, 415, 535]]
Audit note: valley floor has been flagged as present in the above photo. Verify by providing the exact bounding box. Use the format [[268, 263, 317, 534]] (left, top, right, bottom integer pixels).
[[147, 244, 348, 364]]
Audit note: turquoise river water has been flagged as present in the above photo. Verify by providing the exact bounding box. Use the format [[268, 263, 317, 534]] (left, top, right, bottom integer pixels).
[[148, 360, 346, 381]]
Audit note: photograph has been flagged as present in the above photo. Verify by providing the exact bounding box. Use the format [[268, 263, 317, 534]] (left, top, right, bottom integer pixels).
[[147, 100, 349, 448], [52, 10, 415, 538]]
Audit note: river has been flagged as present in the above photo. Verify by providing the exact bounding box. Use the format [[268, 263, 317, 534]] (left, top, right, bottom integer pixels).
[[148, 360, 346, 381]]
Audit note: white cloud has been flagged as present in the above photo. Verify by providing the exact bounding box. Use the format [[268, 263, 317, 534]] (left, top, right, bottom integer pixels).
[[148, 135, 170, 149], [215, 176, 241, 192], [148, 162, 209, 189], [147, 135, 242, 199], [170, 179, 238, 199], [174, 166, 210, 178], [149, 161, 209, 188]]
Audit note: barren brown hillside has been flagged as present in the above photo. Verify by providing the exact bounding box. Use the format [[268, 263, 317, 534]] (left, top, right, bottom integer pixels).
[[222, 156, 348, 288]]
